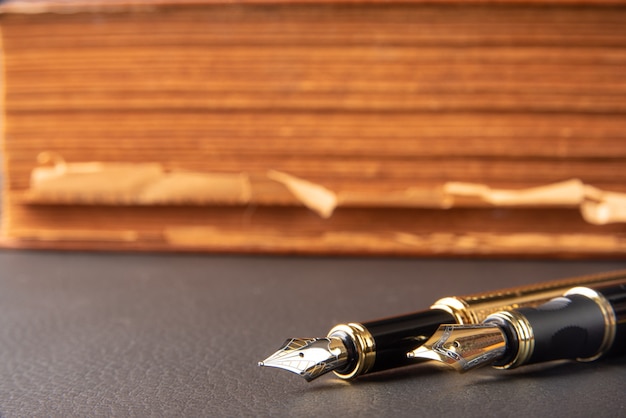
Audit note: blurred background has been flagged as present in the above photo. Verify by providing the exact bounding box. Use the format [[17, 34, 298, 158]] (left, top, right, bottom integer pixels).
[[1, 2, 625, 255]]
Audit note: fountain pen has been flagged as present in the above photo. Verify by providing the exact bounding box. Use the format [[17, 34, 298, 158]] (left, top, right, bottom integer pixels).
[[258, 270, 626, 381], [408, 281, 626, 372]]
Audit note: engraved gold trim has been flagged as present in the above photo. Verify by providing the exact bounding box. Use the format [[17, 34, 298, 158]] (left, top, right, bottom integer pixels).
[[448, 271, 626, 326], [328, 323, 376, 380], [564, 286, 617, 362], [488, 310, 535, 369]]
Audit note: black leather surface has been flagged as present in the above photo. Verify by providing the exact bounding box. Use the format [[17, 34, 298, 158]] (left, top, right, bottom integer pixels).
[[0, 250, 624, 416]]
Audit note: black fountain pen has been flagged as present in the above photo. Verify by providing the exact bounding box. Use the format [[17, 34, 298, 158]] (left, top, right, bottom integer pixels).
[[258, 270, 626, 381], [407, 281, 626, 373]]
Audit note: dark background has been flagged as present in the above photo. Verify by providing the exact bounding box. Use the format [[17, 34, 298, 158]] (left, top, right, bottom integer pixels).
[[0, 250, 624, 416]]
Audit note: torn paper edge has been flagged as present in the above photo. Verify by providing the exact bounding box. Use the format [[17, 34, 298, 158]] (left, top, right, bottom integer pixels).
[[21, 154, 626, 224], [443, 179, 626, 225], [443, 179, 586, 207], [266, 169, 337, 218]]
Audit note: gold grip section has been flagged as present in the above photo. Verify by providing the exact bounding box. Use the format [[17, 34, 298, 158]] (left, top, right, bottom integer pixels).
[[328, 323, 375, 380], [487, 310, 535, 369], [431, 270, 626, 325]]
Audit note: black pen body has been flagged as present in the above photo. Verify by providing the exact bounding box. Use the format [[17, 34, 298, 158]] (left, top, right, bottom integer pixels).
[[487, 281, 626, 369], [362, 309, 455, 373]]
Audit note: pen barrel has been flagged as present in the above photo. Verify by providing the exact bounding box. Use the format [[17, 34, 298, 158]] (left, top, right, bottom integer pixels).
[[329, 310, 456, 379], [487, 282, 626, 369], [361, 310, 455, 373]]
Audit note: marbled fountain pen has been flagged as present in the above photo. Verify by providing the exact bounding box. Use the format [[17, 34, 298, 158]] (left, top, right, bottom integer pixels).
[[408, 281, 626, 372], [258, 270, 626, 381]]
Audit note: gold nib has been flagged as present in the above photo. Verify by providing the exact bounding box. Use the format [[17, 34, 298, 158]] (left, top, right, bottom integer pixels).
[[407, 324, 507, 372], [258, 337, 349, 381]]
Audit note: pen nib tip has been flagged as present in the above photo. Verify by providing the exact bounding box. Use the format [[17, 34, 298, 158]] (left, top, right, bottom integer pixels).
[[259, 337, 349, 381]]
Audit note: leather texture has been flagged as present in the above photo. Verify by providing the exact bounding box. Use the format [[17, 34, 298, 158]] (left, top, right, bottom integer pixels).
[[0, 251, 624, 416]]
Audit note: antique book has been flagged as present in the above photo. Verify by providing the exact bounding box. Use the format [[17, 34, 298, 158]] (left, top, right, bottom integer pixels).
[[1, 0, 625, 256]]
